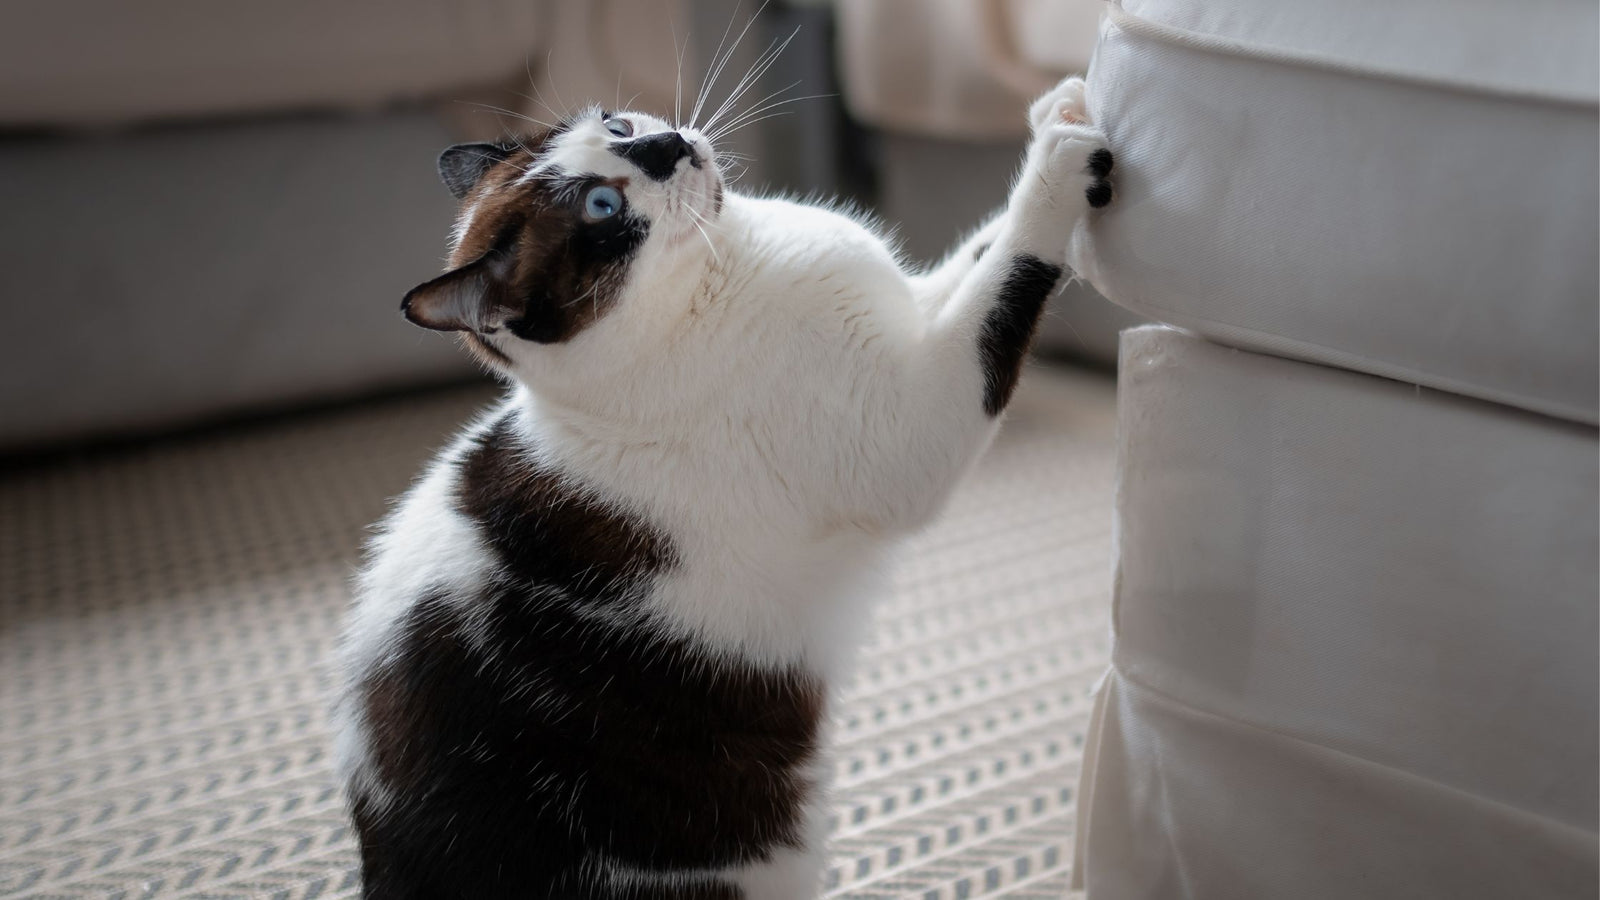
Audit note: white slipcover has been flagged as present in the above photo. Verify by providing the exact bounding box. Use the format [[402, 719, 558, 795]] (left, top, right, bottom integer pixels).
[[1075, 326, 1599, 899], [1073, 0, 1600, 424]]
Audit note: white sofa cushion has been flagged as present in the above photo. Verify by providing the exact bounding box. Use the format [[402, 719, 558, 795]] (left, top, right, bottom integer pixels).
[[1074, 326, 1599, 898], [1075, 0, 1599, 424]]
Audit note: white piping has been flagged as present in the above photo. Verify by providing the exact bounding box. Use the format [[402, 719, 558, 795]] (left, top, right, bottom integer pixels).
[[1104, 1, 1599, 110]]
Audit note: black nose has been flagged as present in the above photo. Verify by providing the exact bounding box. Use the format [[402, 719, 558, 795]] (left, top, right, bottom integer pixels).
[[611, 132, 694, 181]]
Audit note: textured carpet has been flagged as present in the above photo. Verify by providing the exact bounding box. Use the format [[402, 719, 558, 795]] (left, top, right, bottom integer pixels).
[[0, 364, 1115, 899]]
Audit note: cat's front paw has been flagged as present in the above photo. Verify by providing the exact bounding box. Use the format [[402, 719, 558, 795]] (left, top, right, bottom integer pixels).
[[1017, 121, 1116, 223], [1026, 77, 1114, 208], [1085, 142, 1115, 209], [1029, 76, 1089, 135]]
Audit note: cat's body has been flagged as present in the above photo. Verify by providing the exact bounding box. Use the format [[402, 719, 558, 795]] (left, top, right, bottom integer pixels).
[[333, 78, 1112, 899]]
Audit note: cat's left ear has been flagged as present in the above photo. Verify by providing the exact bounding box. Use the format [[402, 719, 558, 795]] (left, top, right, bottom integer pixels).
[[438, 142, 514, 199], [401, 248, 515, 333]]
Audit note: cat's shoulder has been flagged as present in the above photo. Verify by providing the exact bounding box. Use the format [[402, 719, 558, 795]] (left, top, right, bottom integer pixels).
[[728, 192, 903, 260], [717, 192, 910, 309]]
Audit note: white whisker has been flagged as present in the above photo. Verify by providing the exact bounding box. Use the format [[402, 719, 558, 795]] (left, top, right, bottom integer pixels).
[[683, 206, 721, 264], [544, 49, 572, 119], [691, 1, 770, 130], [670, 15, 687, 126], [700, 27, 800, 137], [691, 3, 745, 127], [563, 281, 602, 311], [456, 101, 557, 133], [708, 93, 833, 144], [704, 79, 800, 142], [705, 71, 799, 135]]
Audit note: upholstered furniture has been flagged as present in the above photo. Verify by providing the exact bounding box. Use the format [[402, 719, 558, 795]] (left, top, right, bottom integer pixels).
[[1070, 1, 1599, 896]]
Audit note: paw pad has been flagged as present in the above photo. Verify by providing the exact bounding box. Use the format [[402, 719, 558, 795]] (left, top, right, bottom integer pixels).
[[1085, 150, 1115, 208]]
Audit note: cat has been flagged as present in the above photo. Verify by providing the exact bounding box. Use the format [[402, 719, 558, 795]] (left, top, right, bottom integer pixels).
[[332, 75, 1112, 900]]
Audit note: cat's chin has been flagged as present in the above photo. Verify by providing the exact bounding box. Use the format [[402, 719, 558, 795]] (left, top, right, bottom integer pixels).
[[663, 222, 718, 252], [660, 184, 725, 253]]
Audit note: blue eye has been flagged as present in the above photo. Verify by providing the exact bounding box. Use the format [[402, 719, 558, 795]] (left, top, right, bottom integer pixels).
[[604, 116, 632, 138], [584, 184, 623, 220]]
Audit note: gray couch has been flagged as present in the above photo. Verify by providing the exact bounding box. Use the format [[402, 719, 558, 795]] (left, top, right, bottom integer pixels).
[[0, 0, 735, 450]]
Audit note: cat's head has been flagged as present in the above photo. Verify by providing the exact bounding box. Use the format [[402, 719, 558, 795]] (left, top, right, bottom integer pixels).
[[401, 107, 721, 370]]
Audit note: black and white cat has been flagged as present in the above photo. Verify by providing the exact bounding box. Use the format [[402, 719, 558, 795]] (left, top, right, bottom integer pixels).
[[332, 76, 1112, 899]]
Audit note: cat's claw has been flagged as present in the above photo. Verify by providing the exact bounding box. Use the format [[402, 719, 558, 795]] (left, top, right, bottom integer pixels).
[[1029, 76, 1089, 135]]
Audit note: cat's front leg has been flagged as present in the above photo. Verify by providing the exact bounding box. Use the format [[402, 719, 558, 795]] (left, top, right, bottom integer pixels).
[[910, 78, 1110, 317], [1005, 79, 1115, 267], [865, 79, 1113, 530], [935, 76, 1113, 415]]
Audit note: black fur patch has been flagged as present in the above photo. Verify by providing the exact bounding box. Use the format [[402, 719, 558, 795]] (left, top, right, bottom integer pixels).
[[977, 255, 1063, 416], [438, 142, 515, 200], [506, 181, 649, 345], [455, 413, 673, 592], [347, 413, 826, 899], [1086, 149, 1115, 208], [1088, 148, 1114, 178]]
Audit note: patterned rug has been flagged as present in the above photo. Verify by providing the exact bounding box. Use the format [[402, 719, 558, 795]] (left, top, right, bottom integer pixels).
[[0, 364, 1115, 899]]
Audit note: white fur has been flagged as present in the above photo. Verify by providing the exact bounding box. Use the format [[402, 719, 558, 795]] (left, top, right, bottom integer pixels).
[[335, 77, 1106, 897]]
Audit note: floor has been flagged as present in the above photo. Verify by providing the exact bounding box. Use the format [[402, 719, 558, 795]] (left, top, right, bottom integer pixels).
[[0, 364, 1117, 899]]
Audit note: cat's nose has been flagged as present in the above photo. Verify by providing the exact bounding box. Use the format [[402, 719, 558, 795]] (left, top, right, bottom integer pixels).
[[614, 132, 696, 181]]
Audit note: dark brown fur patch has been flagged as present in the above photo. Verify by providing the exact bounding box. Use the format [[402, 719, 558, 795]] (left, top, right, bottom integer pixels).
[[450, 131, 647, 346], [347, 412, 827, 899], [455, 412, 674, 594], [403, 123, 649, 349]]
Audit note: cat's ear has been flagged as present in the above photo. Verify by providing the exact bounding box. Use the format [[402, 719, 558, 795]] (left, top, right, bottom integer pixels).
[[438, 143, 513, 199], [401, 249, 515, 333]]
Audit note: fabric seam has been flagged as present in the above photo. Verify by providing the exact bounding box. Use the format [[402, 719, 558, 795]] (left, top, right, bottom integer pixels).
[[1105, 302, 1599, 428], [1105, 1, 1599, 110], [1102, 663, 1600, 841]]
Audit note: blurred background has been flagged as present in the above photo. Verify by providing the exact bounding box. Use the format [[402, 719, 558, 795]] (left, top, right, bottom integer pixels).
[[0, 0, 1128, 453]]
